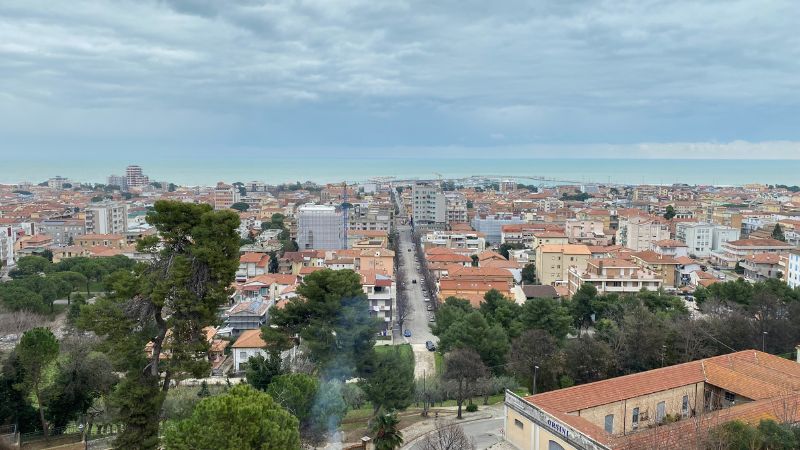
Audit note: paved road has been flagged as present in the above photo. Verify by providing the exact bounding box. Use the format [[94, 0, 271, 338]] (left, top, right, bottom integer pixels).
[[408, 417, 505, 450], [392, 187, 437, 378]]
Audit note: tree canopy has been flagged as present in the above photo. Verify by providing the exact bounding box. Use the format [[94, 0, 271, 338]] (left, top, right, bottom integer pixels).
[[162, 384, 300, 450], [79, 200, 240, 449], [270, 269, 381, 379]]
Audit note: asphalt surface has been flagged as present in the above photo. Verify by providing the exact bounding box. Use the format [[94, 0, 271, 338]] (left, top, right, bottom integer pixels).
[[392, 188, 437, 378], [408, 417, 505, 450]]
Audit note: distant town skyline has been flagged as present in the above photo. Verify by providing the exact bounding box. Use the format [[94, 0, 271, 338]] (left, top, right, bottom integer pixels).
[[2, 1, 800, 159]]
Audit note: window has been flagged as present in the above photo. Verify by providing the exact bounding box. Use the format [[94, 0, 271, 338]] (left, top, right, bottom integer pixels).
[[604, 414, 614, 433], [514, 419, 523, 429], [682, 395, 690, 417], [239, 351, 246, 359], [724, 391, 735, 403], [548, 442, 565, 450], [632, 407, 640, 429], [656, 401, 666, 423]]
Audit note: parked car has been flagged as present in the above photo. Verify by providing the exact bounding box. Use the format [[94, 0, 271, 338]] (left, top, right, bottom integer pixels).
[[424, 297, 430, 302], [428, 316, 435, 322], [426, 305, 433, 311], [412, 279, 417, 284], [425, 341, 436, 351], [403, 329, 412, 337]]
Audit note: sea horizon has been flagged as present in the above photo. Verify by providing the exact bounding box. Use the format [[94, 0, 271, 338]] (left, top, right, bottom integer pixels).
[[2, 157, 798, 187]]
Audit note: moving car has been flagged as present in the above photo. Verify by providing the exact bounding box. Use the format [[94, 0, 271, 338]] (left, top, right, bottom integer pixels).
[[403, 329, 412, 337], [425, 341, 436, 351], [412, 279, 417, 284]]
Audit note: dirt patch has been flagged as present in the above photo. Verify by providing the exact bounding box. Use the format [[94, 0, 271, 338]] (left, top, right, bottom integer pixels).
[[411, 344, 435, 379]]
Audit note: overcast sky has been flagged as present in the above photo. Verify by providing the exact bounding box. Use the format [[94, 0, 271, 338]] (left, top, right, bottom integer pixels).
[[2, 0, 800, 159]]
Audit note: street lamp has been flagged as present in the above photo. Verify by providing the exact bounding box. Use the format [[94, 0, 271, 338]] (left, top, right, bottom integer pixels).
[[533, 365, 540, 395], [762, 331, 768, 352]]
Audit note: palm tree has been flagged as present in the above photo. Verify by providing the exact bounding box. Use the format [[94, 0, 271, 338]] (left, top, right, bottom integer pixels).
[[371, 413, 403, 450]]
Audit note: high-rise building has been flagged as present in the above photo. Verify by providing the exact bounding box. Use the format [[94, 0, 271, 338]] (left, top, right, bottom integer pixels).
[[84, 201, 128, 235], [412, 182, 446, 230], [444, 192, 468, 225], [214, 182, 240, 210], [107, 174, 127, 191], [125, 165, 149, 188], [297, 204, 344, 250]]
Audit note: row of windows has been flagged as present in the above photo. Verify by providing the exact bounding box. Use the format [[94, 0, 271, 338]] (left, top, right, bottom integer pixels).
[[625, 395, 690, 432]]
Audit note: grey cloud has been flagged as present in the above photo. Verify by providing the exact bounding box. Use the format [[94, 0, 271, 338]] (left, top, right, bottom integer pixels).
[[1, 0, 799, 154]]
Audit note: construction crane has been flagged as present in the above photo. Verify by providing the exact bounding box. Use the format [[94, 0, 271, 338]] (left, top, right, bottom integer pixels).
[[341, 182, 349, 249]]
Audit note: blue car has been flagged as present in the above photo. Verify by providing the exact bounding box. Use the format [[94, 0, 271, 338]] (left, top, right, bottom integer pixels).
[[403, 329, 412, 337]]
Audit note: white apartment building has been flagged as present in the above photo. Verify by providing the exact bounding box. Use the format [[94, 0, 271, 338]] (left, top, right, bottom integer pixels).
[[1, 226, 16, 268], [616, 215, 670, 251], [564, 219, 610, 246], [421, 230, 486, 254], [412, 182, 446, 229], [787, 251, 800, 289], [675, 222, 740, 257], [297, 204, 344, 250], [84, 201, 129, 235], [567, 258, 662, 297], [444, 192, 468, 224], [348, 204, 392, 232]]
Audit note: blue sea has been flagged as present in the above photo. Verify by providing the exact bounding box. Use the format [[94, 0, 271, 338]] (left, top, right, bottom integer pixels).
[[1, 157, 798, 187]]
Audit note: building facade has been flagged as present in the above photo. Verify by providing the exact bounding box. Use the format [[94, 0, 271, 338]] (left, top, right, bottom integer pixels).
[[412, 182, 446, 230], [84, 201, 128, 235], [125, 165, 149, 188], [535, 244, 592, 287], [444, 192, 469, 225], [472, 214, 526, 245], [568, 258, 662, 297], [788, 251, 800, 289], [38, 219, 85, 246], [675, 222, 740, 258], [503, 350, 800, 450], [297, 204, 344, 250], [616, 216, 670, 252], [213, 182, 240, 210]]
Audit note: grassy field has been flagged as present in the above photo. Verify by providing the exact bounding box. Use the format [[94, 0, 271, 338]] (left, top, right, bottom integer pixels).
[[434, 352, 443, 375], [375, 343, 414, 367]]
